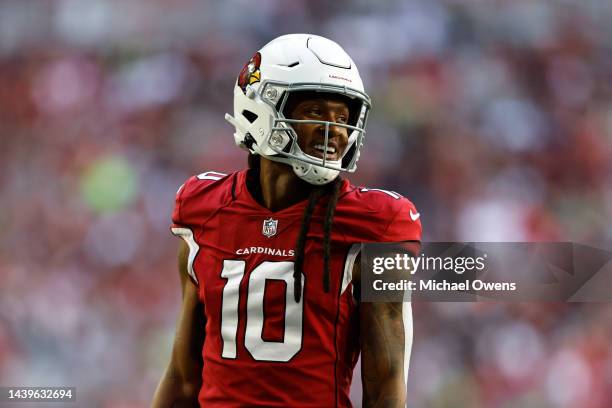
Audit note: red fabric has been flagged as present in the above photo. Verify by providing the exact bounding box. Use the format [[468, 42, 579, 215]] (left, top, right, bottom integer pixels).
[[171, 170, 421, 408]]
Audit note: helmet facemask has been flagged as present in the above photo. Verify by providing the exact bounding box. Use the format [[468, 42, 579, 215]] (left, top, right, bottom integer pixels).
[[259, 82, 370, 185]]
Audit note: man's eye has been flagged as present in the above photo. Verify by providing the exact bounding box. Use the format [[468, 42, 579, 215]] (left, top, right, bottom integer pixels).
[[308, 107, 321, 116], [336, 116, 348, 124]]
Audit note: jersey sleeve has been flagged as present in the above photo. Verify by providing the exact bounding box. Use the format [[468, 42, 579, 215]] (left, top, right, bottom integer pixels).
[[171, 171, 229, 229], [169, 171, 229, 286], [171, 175, 195, 229], [336, 186, 423, 244], [170, 175, 200, 285], [382, 197, 422, 243]]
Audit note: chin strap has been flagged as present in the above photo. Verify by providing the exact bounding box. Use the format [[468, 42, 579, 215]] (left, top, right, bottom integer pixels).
[[291, 158, 340, 185]]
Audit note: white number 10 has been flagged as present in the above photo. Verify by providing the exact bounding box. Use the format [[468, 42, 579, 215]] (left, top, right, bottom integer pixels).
[[220, 260, 304, 362]]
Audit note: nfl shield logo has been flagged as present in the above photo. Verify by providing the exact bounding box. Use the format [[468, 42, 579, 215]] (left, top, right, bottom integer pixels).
[[262, 218, 278, 238]]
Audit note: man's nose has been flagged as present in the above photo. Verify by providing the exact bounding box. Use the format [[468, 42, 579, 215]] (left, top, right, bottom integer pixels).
[[315, 123, 345, 141], [320, 113, 347, 138]]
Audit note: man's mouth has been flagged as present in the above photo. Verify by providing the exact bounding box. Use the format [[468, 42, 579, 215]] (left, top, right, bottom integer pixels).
[[310, 143, 339, 161]]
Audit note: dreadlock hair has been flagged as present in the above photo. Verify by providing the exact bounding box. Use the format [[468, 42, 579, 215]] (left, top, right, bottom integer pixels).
[[247, 153, 343, 303], [248, 153, 261, 170], [293, 176, 343, 303]]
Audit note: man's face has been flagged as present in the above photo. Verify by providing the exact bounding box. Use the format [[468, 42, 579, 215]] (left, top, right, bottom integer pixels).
[[287, 94, 351, 162]]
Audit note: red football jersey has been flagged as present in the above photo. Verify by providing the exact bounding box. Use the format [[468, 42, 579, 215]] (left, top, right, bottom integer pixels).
[[170, 170, 422, 408]]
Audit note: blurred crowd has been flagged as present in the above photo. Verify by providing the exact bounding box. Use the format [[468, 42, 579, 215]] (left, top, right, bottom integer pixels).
[[0, 0, 611, 407]]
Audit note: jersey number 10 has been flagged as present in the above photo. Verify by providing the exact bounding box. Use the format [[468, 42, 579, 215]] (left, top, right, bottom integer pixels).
[[220, 260, 305, 362]]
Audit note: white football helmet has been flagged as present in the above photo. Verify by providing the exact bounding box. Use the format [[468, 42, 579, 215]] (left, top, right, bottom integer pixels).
[[225, 34, 371, 185]]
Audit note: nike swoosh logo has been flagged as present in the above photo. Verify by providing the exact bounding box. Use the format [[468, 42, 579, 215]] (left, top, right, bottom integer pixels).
[[410, 210, 420, 221]]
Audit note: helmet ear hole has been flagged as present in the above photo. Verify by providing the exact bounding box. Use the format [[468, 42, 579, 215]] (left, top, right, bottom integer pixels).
[[242, 110, 258, 123]]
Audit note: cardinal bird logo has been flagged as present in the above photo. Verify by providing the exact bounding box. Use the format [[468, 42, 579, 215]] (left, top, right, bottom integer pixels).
[[238, 52, 262, 93]]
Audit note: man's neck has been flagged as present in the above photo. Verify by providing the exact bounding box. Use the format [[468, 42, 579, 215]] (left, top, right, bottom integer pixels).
[[254, 158, 313, 212]]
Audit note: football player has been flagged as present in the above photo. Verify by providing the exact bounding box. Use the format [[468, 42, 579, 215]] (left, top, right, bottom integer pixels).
[[152, 34, 422, 407]]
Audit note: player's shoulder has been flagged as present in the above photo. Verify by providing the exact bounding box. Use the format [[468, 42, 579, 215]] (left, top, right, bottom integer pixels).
[[336, 180, 422, 242], [173, 170, 237, 226], [177, 171, 234, 201], [341, 182, 419, 218]]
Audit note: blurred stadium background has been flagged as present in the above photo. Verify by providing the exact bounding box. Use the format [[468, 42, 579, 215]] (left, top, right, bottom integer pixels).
[[1, 0, 611, 407]]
